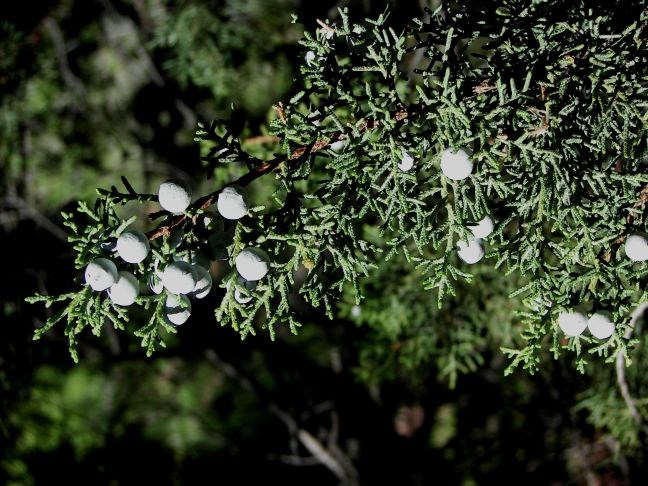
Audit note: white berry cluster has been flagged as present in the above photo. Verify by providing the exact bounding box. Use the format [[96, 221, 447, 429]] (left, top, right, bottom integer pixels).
[[457, 216, 494, 265], [85, 227, 151, 306], [557, 310, 616, 339], [83, 179, 272, 326]]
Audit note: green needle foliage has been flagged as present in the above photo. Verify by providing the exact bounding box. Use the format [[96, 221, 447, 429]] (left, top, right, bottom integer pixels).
[[28, 0, 647, 388]]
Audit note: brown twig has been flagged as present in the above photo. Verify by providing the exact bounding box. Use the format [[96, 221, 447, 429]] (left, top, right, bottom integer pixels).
[[3, 195, 68, 242], [243, 135, 281, 145], [43, 17, 86, 100], [316, 19, 336, 33], [146, 109, 411, 240], [273, 102, 287, 124]]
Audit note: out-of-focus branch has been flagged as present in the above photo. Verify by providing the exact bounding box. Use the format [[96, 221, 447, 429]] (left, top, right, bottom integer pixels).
[[3, 195, 68, 242], [205, 349, 359, 484], [42, 17, 86, 101], [615, 303, 648, 434]]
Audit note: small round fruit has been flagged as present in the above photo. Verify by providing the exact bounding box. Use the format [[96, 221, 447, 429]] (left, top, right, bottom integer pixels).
[[217, 185, 248, 220], [84, 258, 118, 291], [190, 265, 212, 299], [149, 272, 164, 294], [158, 179, 191, 213], [161, 261, 197, 294], [625, 234, 648, 262], [330, 140, 346, 153], [587, 312, 615, 340], [457, 238, 484, 264], [165, 294, 192, 326], [469, 216, 494, 239], [233, 277, 256, 304], [440, 148, 473, 180], [398, 150, 414, 172], [108, 271, 139, 306], [557, 311, 588, 337], [235, 248, 270, 281], [116, 230, 150, 264]]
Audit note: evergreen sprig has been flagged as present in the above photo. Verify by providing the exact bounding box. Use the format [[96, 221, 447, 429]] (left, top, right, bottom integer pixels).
[[28, 3, 647, 381]]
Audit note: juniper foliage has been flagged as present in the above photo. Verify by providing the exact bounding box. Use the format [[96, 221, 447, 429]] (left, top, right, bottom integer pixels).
[[28, 1, 647, 386]]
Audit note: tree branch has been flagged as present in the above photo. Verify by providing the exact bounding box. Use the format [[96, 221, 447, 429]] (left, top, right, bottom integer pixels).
[[204, 349, 358, 484], [146, 108, 410, 240], [3, 195, 68, 242]]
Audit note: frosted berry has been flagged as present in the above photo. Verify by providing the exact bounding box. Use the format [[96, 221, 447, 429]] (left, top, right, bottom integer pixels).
[[158, 180, 191, 214], [587, 312, 615, 340], [116, 230, 150, 264], [624, 234, 648, 262], [161, 261, 197, 294], [149, 272, 163, 294], [457, 237, 484, 264], [469, 216, 494, 239], [305, 50, 316, 66], [235, 247, 270, 281], [557, 311, 588, 337], [330, 140, 346, 153], [84, 258, 118, 291], [165, 294, 192, 326], [217, 185, 248, 220], [441, 148, 473, 180], [108, 271, 139, 306], [233, 278, 256, 304], [190, 265, 212, 299], [398, 150, 414, 172]]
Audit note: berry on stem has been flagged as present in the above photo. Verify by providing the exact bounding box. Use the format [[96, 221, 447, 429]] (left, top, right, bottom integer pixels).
[[149, 272, 163, 294], [440, 148, 473, 181], [329, 140, 347, 153], [116, 230, 150, 264], [235, 247, 270, 281], [158, 180, 191, 214], [84, 258, 119, 291], [457, 237, 484, 264], [624, 234, 648, 262], [190, 265, 212, 299], [469, 216, 494, 239], [398, 150, 414, 172], [305, 50, 316, 66], [165, 293, 192, 325], [161, 261, 197, 294], [234, 277, 256, 304], [108, 271, 139, 306], [217, 185, 248, 220], [557, 311, 588, 337], [587, 312, 615, 339]]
